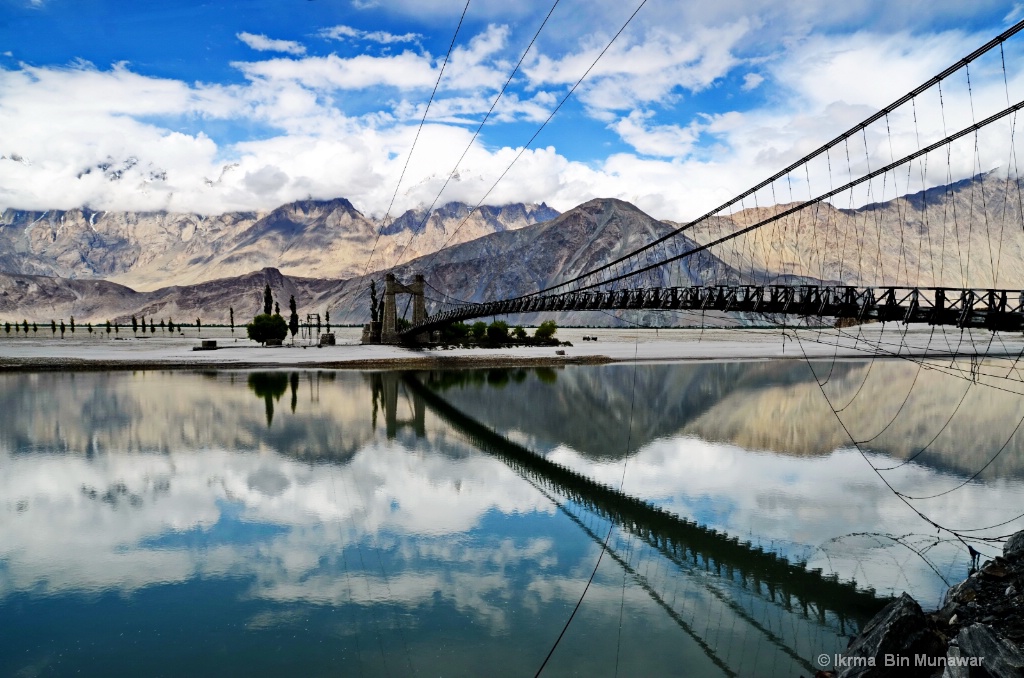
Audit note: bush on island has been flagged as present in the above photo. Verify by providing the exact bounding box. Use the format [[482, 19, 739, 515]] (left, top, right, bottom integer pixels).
[[247, 313, 288, 346]]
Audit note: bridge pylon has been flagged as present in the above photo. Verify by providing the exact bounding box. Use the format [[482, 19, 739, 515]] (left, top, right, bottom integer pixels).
[[381, 272, 428, 344]]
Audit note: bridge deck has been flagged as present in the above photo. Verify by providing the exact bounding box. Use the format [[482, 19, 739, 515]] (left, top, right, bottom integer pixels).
[[403, 284, 1024, 338]]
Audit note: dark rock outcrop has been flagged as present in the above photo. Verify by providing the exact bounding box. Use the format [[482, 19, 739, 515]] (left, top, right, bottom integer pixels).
[[835, 530, 1024, 678], [836, 594, 945, 677]]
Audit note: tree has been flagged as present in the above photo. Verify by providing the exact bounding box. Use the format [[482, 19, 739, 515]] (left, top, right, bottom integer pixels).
[[22, 320, 29, 333], [150, 318, 156, 334], [246, 313, 288, 345], [168, 319, 175, 333], [51, 320, 56, 334], [159, 319, 166, 331], [263, 284, 273, 315], [274, 301, 280, 316], [3, 322, 9, 334], [370, 280, 379, 323], [325, 310, 330, 332], [513, 325, 527, 341], [32, 322, 38, 333], [288, 295, 299, 341], [535, 320, 558, 341], [230, 306, 235, 333], [196, 317, 201, 333], [131, 315, 137, 334], [70, 316, 75, 333], [87, 322, 93, 334], [441, 322, 469, 344], [106, 320, 112, 334], [60, 320, 65, 337], [487, 320, 509, 343], [470, 321, 487, 341]]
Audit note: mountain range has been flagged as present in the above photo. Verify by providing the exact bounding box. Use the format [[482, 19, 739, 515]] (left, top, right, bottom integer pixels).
[[0, 200, 559, 291], [1, 172, 1022, 326]]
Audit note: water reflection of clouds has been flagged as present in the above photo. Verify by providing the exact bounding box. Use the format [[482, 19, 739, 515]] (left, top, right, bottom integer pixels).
[[0, 443, 556, 606], [548, 436, 1024, 606]]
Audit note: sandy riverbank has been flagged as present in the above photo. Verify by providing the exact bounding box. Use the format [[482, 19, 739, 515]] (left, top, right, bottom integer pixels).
[[1, 325, 1020, 371]]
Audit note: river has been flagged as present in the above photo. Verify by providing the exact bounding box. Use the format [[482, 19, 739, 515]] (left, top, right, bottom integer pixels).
[[2, 358, 1023, 677]]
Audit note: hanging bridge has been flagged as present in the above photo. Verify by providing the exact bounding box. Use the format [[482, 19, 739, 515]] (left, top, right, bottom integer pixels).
[[369, 20, 1024, 344]]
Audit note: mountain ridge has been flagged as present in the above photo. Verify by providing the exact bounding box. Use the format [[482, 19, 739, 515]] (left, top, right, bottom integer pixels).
[[3, 174, 1024, 326], [0, 199, 560, 292]]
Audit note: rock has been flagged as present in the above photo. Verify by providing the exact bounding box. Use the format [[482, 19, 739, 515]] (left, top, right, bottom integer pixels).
[[946, 577, 981, 606], [837, 593, 946, 677], [957, 623, 1024, 677], [942, 645, 970, 678], [1005, 531, 1024, 559]]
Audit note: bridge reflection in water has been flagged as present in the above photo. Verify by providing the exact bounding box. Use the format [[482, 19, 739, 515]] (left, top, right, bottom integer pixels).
[[373, 371, 889, 676]]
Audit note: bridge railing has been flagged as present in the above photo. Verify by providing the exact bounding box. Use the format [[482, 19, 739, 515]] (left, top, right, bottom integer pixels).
[[401, 284, 1024, 337]]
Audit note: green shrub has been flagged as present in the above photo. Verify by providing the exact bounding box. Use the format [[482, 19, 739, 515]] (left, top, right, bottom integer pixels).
[[486, 320, 509, 343], [535, 320, 558, 340], [247, 313, 288, 345], [441, 322, 470, 343], [470, 321, 487, 341]]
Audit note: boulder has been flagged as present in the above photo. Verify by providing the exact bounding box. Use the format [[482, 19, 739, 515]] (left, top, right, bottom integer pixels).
[[1005, 531, 1024, 559], [956, 623, 1024, 677], [837, 593, 945, 677]]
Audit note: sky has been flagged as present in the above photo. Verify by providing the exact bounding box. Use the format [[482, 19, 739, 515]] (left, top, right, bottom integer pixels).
[[0, 0, 1023, 221]]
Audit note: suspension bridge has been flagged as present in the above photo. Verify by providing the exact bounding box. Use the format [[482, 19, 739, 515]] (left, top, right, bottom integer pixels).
[[360, 20, 1024, 344]]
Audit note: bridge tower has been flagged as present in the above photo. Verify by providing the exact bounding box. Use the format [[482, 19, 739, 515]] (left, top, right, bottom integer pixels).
[[381, 273, 427, 343]]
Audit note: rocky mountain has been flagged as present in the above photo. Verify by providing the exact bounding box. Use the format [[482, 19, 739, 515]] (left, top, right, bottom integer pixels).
[[0, 198, 740, 326], [676, 171, 1024, 289], [0, 199, 559, 291], [5, 174, 1024, 327]]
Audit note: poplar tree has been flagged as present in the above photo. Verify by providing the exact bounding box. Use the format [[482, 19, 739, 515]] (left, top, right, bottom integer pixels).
[[288, 295, 299, 341], [263, 284, 273, 316]]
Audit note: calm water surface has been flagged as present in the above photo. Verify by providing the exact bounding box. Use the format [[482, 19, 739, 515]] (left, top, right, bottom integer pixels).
[[2, 360, 1023, 677]]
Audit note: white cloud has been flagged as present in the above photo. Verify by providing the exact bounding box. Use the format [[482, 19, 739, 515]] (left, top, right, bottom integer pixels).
[[234, 52, 438, 91], [1, 19, 1022, 222], [741, 72, 763, 91], [525, 22, 748, 113], [319, 24, 421, 44], [611, 110, 702, 158], [237, 32, 307, 56]]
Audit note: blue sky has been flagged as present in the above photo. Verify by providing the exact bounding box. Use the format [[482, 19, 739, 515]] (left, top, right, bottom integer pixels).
[[0, 0, 1022, 219]]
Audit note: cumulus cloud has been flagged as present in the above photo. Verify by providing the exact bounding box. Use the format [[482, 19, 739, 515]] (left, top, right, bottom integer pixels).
[[237, 32, 307, 55], [0, 16, 1022, 222], [611, 110, 703, 158], [525, 22, 749, 113]]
